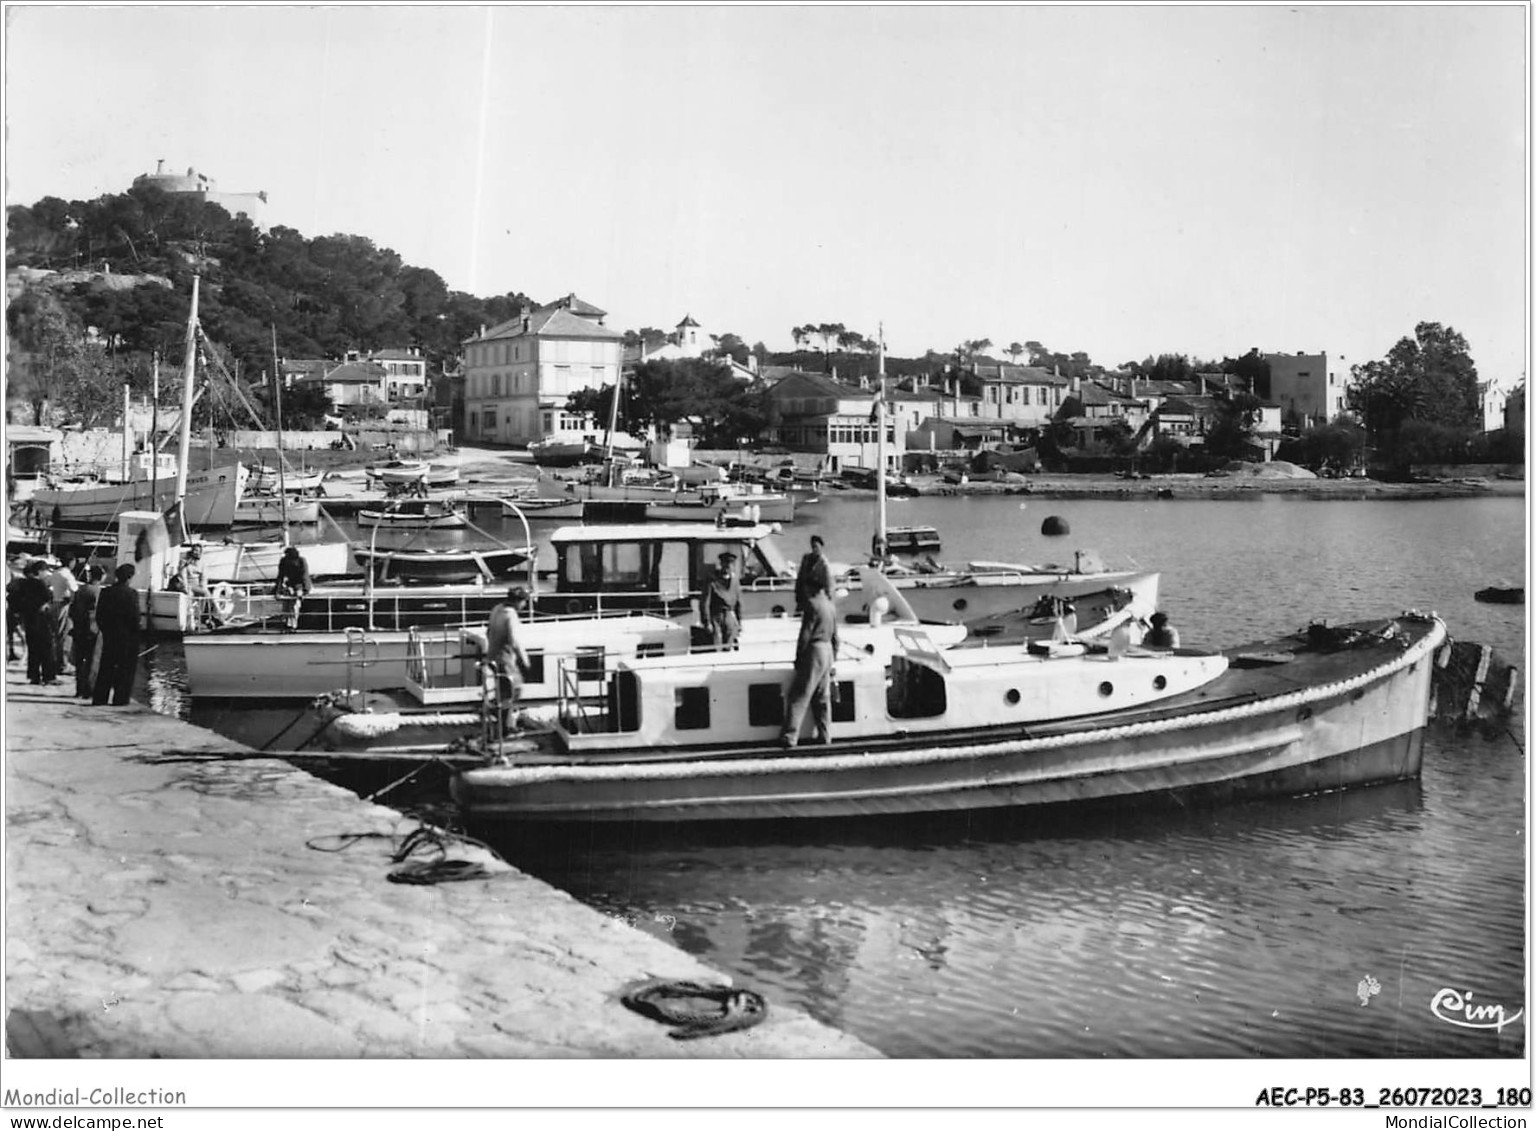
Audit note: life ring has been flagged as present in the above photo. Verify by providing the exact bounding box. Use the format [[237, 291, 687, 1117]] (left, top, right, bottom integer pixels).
[[566, 598, 584, 615], [208, 583, 236, 620]]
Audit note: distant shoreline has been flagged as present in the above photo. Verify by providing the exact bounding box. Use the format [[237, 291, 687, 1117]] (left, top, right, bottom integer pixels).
[[833, 473, 1525, 503]]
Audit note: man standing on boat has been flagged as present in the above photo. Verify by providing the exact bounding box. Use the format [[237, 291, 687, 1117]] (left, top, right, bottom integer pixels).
[[780, 568, 840, 748], [794, 534, 832, 612], [92, 563, 141, 706], [486, 585, 532, 732], [702, 551, 742, 650], [274, 547, 312, 629]]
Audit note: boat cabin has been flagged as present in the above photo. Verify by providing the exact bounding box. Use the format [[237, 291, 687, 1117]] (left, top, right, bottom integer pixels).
[[545, 629, 1230, 757], [542, 523, 795, 617]]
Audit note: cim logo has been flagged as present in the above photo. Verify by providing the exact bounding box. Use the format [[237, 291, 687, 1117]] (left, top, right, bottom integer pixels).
[[1429, 988, 1524, 1032]]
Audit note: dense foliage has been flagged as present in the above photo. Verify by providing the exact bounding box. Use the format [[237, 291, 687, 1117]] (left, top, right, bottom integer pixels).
[[1346, 322, 1483, 468], [6, 185, 534, 424], [566, 358, 774, 447]]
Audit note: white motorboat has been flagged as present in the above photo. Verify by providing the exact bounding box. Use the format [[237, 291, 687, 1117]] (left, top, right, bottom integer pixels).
[[449, 612, 1448, 824]]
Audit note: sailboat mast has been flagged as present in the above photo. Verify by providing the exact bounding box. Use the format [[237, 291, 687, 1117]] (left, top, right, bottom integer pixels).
[[603, 368, 622, 487], [149, 354, 159, 506], [875, 325, 888, 560], [121, 381, 131, 473], [271, 326, 290, 544], [173, 276, 201, 535]]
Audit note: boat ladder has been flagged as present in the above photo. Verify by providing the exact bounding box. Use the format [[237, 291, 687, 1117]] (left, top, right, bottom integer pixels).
[[340, 628, 382, 709], [477, 660, 506, 759]]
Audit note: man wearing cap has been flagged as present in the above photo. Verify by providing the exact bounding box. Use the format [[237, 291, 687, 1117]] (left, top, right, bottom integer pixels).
[[69, 564, 105, 698], [13, 559, 58, 685], [794, 534, 833, 613], [92, 563, 141, 706], [702, 550, 742, 650], [47, 556, 79, 674], [485, 585, 532, 732]]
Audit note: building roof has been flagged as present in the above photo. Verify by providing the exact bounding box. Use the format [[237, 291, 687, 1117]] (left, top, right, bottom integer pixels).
[[1066, 381, 1142, 408], [475, 296, 621, 343], [297, 361, 386, 385], [766, 371, 873, 401], [676, 313, 700, 328], [971, 363, 1068, 386], [365, 348, 425, 362]]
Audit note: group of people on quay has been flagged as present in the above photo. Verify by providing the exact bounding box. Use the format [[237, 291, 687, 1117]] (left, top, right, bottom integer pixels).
[[6, 553, 141, 705]]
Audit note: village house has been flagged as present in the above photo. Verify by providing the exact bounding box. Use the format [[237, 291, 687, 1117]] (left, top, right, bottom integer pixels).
[[762, 370, 904, 473], [967, 362, 1070, 426], [1055, 377, 1149, 446], [1262, 350, 1351, 430], [462, 294, 624, 446]]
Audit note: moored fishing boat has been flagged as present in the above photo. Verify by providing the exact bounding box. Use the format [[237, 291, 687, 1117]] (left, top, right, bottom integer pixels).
[[502, 496, 585, 521], [450, 611, 1448, 824], [357, 498, 467, 529], [234, 495, 321, 524], [29, 460, 248, 528]]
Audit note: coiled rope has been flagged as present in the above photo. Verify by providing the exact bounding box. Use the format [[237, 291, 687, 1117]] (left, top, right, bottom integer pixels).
[[621, 979, 768, 1040]]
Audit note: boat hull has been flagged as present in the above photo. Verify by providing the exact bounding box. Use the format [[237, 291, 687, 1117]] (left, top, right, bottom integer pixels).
[[451, 614, 1444, 823], [234, 498, 321, 524], [30, 465, 246, 528]]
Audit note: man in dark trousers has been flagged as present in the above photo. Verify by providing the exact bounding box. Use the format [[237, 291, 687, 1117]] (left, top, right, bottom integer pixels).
[[780, 565, 841, 748], [702, 550, 742, 649], [92, 563, 142, 706], [69, 564, 105, 699], [12, 560, 58, 685]]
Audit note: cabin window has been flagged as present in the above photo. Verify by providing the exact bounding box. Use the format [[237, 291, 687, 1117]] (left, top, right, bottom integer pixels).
[[575, 646, 605, 680], [523, 650, 546, 684], [886, 657, 947, 719], [675, 686, 711, 730], [832, 681, 856, 723], [748, 683, 783, 728], [636, 642, 665, 659], [562, 541, 656, 592]]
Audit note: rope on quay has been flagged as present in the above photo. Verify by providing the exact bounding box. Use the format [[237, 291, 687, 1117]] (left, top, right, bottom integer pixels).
[[621, 979, 769, 1041], [304, 819, 509, 886]]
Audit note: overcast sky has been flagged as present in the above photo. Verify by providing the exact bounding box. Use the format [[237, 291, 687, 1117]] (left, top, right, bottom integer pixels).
[[4, 5, 1527, 379]]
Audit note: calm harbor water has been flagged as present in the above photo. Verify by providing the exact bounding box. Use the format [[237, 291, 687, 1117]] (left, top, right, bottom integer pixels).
[[146, 492, 1527, 1058]]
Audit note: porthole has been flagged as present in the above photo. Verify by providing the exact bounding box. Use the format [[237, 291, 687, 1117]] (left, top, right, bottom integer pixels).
[[864, 643, 875, 654], [771, 604, 787, 616], [1153, 675, 1167, 691], [1098, 681, 1114, 697], [953, 598, 968, 612], [1004, 689, 1021, 706]]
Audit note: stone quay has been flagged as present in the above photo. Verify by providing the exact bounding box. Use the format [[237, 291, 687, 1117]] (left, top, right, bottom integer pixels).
[[4, 666, 878, 1059]]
